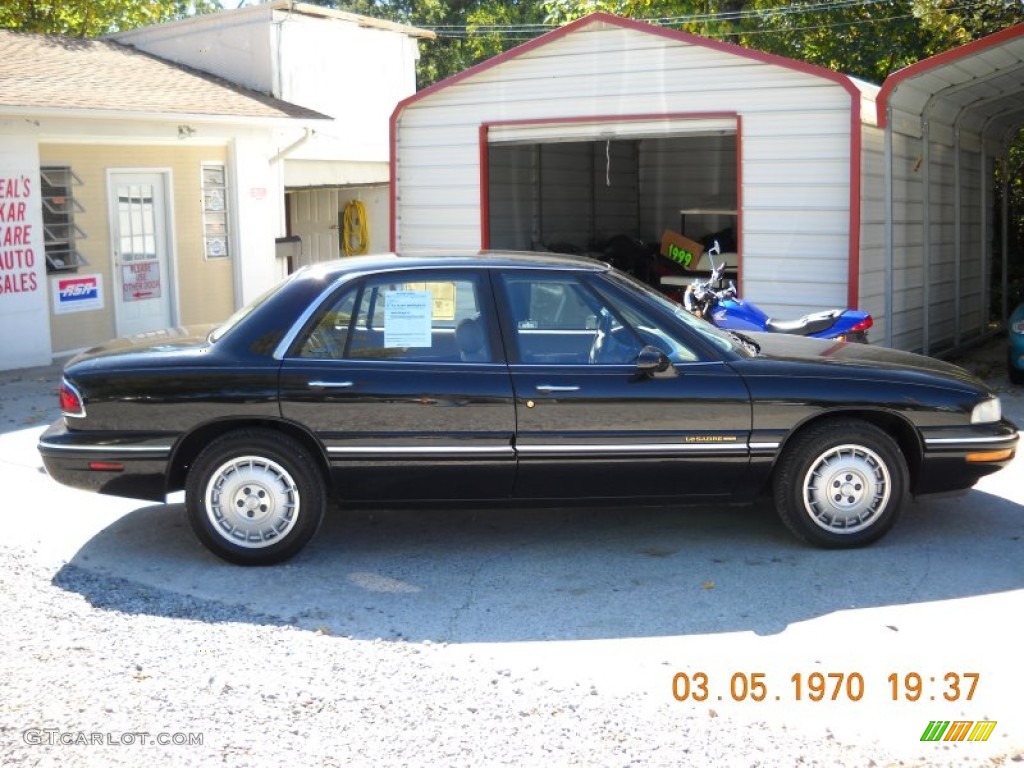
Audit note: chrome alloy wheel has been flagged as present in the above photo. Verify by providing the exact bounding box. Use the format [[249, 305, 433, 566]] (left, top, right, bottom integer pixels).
[[204, 456, 300, 548], [801, 444, 891, 534]]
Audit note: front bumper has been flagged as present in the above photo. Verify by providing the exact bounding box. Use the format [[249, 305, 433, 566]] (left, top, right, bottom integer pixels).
[[37, 419, 175, 502], [916, 419, 1019, 494]]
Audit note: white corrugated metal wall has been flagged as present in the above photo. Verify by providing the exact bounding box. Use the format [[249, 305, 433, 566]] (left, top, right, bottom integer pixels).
[[858, 127, 888, 344], [394, 17, 858, 320], [882, 109, 996, 353]]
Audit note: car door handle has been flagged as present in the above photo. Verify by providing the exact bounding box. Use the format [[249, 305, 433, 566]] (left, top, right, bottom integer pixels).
[[535, 385, 579, 393], [308, 380, 355, 389]]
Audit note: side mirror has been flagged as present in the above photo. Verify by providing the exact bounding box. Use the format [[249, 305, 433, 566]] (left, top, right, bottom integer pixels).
[[636, 345, 675, 378]]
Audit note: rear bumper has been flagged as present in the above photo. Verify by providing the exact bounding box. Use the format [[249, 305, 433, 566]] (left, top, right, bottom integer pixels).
[[915, 420, 1019, 494], [37, 419, 174, 502]]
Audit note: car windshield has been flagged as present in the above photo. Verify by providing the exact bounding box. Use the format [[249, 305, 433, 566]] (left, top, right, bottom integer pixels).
[[605, 269, 754, 357]]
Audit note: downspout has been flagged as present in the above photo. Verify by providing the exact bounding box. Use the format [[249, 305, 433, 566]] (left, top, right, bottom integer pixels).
[[271, 127, 315, 164]]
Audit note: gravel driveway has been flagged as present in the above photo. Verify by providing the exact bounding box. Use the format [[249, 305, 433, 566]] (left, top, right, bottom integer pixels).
[[1, 341, 1021, 767]]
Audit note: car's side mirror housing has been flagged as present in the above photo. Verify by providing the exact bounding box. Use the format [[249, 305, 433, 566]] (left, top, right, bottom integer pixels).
[[636, 345, 675, 378]]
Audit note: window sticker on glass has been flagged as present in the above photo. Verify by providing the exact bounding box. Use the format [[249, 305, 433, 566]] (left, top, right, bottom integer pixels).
[[384, 290, 432, 348], [405, 281, 456, 321]]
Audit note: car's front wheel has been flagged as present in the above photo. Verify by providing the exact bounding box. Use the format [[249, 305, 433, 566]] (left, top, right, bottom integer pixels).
[[185, 429, 326, 565], [772, 419, 908, 548]]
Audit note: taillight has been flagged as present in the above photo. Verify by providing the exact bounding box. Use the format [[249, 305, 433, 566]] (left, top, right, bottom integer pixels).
[[850, 316, 874, 333], [59, 378, 86, 418]]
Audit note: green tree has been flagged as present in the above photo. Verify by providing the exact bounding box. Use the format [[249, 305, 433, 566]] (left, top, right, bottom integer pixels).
[[541, 0, 1023, 84], [0, 0, 219, 37], [338, 0, 549, 86]]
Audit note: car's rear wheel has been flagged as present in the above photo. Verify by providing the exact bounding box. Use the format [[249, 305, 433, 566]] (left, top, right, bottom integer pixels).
[[185, 429, 326, 565], [772, 419, 908, 548]]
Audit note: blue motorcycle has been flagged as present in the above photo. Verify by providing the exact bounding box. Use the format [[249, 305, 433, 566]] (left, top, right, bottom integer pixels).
[[682, 244, 873, 343]]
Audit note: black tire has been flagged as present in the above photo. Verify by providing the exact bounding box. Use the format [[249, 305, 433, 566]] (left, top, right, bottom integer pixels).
[[772, 419, 908, 548], [185, 429, 326, 565], [1009, 351, 1024, 385]]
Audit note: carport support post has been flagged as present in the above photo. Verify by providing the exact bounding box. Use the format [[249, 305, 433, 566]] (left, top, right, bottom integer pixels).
[[1003, 146, 1010, 323], [884, 107, 895, 348], [953, 125, 962, 347], [922, 118, 932, 355], [980, 147, 989, 330]]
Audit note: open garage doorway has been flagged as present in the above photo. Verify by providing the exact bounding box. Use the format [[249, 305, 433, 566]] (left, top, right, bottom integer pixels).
[[483, 120, 739, 289]]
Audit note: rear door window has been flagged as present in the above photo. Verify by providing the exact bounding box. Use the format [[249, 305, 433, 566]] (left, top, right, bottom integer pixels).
[[294, 271, 498, 363]]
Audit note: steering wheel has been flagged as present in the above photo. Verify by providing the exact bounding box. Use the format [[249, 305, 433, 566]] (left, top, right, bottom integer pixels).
[[588, 309, 615, 365]]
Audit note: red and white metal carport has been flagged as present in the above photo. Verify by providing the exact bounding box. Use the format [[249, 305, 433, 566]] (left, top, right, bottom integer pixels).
[[877, 24, 1024, 352]]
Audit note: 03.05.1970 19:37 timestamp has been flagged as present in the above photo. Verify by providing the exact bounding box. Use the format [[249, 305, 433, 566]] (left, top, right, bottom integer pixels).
[[671, 672, 980, 703]]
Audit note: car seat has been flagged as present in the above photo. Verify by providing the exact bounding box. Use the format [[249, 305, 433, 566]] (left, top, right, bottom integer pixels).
[[455, 317, 489, 362]]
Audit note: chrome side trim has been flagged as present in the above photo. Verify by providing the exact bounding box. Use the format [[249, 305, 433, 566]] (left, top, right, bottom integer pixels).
[[924, 435, 1018, 446], [326, 442, 761, 457], [309, 380, 354, 389], [327, 445, 515, 456], [748, 442, 781, 450], [517, 443, 746, 454], [38, 440, 172, 455]]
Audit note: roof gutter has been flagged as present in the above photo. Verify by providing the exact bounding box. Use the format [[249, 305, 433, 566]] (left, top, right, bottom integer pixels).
[[0, 105, 328, 127], [270, 127, 315, 162]]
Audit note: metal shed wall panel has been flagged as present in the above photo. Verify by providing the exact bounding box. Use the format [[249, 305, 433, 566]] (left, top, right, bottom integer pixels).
[[888, 130, 927, 351], [858, 126, 888, 344], [488, 144, 537, 250], [394, 19, 857, 318], [639, 135, 737, 241], [959, 148, 984, 330], [926, 139, 958, 349]]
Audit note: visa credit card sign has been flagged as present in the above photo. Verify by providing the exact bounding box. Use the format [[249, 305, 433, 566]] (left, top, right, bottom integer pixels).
[[53, 274, 104, 314]]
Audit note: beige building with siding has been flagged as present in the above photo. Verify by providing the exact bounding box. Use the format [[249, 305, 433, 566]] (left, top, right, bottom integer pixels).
[[0, 29, 325, 371]]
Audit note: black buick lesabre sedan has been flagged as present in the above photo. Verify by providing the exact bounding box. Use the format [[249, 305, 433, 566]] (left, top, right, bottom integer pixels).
[[39, 252, 1018, 565]]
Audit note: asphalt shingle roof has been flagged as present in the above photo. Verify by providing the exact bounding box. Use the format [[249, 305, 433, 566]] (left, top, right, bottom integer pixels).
[[0, 29, 327, 120]]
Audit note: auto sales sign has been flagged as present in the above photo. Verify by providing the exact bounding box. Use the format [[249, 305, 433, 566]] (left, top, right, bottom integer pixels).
[[53, 274, 104, 314], [0, 137, 51, 369]]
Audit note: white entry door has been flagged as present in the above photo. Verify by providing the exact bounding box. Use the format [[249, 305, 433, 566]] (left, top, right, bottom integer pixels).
[[109, 172, 173, 337]]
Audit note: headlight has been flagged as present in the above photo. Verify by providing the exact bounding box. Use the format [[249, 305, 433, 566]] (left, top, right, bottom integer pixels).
[[1012, 320, 1024, 334], [970, 397, 1002, 424]]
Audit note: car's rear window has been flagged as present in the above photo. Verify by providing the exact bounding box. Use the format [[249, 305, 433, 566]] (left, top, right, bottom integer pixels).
[[208, 277, 293, 344]]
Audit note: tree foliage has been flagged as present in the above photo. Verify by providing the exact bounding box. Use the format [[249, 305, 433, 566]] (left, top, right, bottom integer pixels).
[[541, 0, 1024, 84], [3, 0, 1020, 86], [331, 0, 1024, 87], [0, 0, 219, 37]]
